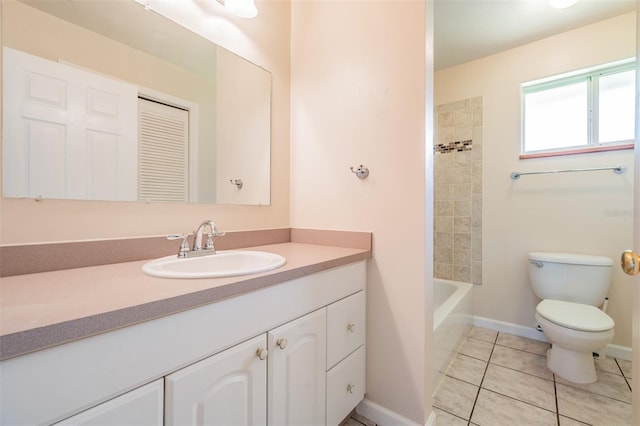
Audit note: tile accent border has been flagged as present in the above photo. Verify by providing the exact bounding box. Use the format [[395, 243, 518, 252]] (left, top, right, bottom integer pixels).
[[435, 139, 472, 154], [0, 228, 372, 277]]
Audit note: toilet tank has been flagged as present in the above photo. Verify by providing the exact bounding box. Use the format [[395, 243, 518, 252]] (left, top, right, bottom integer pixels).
[[528, 252, 613, 306]]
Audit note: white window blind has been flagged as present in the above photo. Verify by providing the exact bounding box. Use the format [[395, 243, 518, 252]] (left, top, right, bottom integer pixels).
[[138, 97, 189, 202]]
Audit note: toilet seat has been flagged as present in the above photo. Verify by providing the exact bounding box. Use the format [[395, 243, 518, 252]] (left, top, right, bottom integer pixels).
[[536, 299, 614, 332]]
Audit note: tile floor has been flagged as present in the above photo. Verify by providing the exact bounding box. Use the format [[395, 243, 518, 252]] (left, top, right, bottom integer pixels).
[[434, 326, 633, 426], [341, 410, 377, 426]]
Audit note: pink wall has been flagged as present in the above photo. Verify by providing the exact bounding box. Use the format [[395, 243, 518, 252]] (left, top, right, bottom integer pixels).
[[290, 1, 431, 422]]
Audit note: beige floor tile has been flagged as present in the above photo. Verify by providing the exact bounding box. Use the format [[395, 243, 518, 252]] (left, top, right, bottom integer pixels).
[[482, 363, 556, 411], [617, 359, 632, 379], [433, 375, 479, 420], [490, 344, 554, 380], [446, 353, 487, 385], [556, 369, 632, 404], [458, 336, 494, 361], [559, 416, 590, 425], [470, 389, 557, 426], [594, 356, 623, 376], [467, 326, 498, 344], [351, 412, 376, 426], [496, 333, 550, 356], [340, 418, 364, 426], [434, 408, 468, 426], [556, 383, 632, 426]]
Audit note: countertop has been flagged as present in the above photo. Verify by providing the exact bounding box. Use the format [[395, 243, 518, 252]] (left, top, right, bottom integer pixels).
[[0, 242, 371, 361]]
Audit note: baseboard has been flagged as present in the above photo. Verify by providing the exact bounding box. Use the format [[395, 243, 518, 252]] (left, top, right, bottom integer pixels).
[[606, 343, 633, 361], [425, 410, 437, 426], [356, 399, 421, 426], [472, 316, 548, 342], [472, 316, 632, 361]]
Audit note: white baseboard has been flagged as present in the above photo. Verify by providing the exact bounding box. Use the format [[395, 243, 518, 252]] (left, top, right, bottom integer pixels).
[[473, 316, 548, 342], [424, 410, 436, 426], [606, 343, 633, 361], [356, 399, 421, 426], [472, 316, 632, 361]]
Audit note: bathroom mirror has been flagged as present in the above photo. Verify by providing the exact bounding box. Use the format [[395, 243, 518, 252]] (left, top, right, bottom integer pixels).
[[1, 0, 271, 205]]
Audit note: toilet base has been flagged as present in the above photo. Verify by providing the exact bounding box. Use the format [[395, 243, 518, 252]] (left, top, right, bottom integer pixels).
[[546, 346, 597, 384]]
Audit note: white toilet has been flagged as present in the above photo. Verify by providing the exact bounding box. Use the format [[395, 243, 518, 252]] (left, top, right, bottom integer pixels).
[[528, 252, 615, 384]]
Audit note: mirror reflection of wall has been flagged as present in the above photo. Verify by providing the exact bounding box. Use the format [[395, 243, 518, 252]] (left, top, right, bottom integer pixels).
[[2, 0, 271, 205]]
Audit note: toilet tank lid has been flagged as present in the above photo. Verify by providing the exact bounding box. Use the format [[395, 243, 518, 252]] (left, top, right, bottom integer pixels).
[[528, 252, 613, 266]]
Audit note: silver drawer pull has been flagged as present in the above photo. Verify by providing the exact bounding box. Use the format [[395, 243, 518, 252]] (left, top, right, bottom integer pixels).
[[347, 384, 356, 394], [276, 338, 288, 349], [347, 323, 356, 333]]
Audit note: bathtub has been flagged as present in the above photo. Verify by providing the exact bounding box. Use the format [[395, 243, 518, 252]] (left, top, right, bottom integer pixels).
[[433, 278, 474, 392]]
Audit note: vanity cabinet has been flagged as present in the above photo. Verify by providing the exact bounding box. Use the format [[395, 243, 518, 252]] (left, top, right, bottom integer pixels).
[[269, 309, 327, 425], [165, 334, 268, 425], [0, 261, 366, 426], [54, 379, 164, 426]]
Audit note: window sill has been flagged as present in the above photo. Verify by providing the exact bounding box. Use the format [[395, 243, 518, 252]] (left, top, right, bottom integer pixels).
[[519, 143, 634, 160]]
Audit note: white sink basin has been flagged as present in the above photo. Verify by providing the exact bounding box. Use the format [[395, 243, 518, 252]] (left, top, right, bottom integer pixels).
[[142, 250, 286, 279]]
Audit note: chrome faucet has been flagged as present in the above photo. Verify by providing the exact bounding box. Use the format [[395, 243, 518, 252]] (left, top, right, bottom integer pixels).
[[167, 220, 225, 258], [192, 220, 225, 252]]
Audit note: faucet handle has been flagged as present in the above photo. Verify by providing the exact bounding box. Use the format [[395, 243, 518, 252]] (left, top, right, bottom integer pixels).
[[209, 223, 226, 238], [167, 233, 191, 257], [204, 229, 225, 250]]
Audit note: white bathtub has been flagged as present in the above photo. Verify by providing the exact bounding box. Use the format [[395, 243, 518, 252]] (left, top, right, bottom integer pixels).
[[433, 278, 474, 392]]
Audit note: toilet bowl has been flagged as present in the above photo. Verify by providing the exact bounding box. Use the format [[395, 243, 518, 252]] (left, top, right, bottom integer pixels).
[[535, 299, 614, 383], [527, 252, 615, 384]]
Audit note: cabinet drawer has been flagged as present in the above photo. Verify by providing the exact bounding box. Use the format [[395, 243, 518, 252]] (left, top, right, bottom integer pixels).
[[326, 345, 365, 426], [326, 291, 365, 369]]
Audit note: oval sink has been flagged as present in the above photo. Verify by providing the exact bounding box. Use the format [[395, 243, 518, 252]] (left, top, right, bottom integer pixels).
[[142, 250, 286, 279]]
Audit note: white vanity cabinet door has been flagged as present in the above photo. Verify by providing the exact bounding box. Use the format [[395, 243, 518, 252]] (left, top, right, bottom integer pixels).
[[164, 334, 268, 426], [268, 309, 327, 426], [326, 346, 366, 426], [55, 379, 163, 426], [326, 291, 365, 369]]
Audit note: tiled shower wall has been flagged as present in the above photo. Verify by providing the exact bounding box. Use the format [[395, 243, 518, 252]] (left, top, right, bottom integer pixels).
[[434, 97, 483, 284]]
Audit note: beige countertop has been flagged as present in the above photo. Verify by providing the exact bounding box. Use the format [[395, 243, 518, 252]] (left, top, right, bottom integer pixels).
[[0, 242, 371, 361]]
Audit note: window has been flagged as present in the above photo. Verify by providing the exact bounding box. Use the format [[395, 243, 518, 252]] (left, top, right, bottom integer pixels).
[[522, 60, 635, 156]]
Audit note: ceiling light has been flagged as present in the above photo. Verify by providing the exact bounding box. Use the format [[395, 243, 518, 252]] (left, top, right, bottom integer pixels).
[[549, 0, 579, 9], [217, 0, 258, 18]]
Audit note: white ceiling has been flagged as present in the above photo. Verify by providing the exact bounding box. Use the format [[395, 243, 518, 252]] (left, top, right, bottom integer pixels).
[[434, 0, 637, 71]]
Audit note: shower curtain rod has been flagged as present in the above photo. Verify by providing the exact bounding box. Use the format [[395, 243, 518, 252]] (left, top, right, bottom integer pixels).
[[510, 165, 625, 180]]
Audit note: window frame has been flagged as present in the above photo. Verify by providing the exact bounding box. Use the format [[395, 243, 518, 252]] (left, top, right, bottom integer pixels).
[[520, 59, 636, 158]]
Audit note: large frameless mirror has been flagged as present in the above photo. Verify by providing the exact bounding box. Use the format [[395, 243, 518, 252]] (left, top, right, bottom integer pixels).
[[2, 0, 271, 205]]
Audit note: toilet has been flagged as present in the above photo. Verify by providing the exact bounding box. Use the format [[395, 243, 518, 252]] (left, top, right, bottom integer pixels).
[[528, 252, 615, 384]]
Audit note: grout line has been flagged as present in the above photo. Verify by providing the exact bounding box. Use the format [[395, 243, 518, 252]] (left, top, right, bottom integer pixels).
[[477, 388, 559, 417], [493, 341, 550, 357], [553, 373, 560, 426], [466, 332, 498, 424], [615, 358, 633, 392], [488, 361, 555, 382], [434, 408, 470, 425]]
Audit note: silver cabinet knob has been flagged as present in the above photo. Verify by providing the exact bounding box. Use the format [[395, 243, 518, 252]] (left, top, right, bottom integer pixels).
[[347, 323, 356, 333], [276, 338, 288, 349], [347, 384, 356, 394], [256, 348, 268, 360]]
